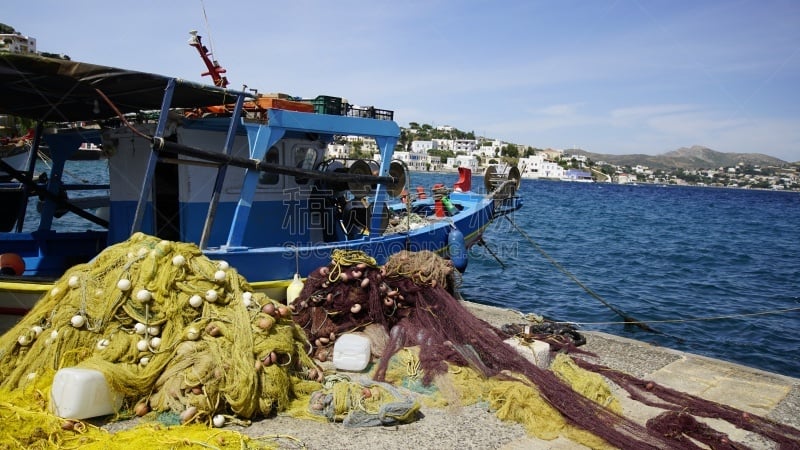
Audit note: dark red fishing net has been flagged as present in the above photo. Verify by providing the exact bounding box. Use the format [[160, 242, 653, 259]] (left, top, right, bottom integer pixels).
[[292, 250, 800, 449], [574, 357, 800, 449]]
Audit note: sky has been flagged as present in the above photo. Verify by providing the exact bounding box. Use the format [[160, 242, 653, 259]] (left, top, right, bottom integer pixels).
[[4, 0, 800, 161]]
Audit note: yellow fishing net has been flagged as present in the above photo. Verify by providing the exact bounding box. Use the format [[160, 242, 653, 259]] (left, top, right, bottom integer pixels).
[[378, 346, 618, 448], [0, 233, 320, 447], [0, 370, 275, 449]]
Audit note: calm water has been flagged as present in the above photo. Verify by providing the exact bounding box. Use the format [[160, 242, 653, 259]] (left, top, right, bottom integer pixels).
[[449, 175, 800, 379], [30, 162, 800, 377]]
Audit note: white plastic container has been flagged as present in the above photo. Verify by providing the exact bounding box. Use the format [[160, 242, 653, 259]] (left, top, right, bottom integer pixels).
[[51, 367, 123, 419], [504, 338, 552, 369], [332, 333, 372, 371]]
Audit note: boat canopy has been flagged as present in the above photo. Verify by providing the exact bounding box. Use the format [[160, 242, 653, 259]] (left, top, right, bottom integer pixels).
[[0, 53, 251, 122]]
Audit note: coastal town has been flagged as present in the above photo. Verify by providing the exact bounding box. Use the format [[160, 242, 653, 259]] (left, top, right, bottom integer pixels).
[[333, 122, 800, 191]]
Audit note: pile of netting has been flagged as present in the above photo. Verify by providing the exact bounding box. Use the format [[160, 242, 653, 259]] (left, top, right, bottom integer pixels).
[[0, 232, 322, 447], [292, 249, 664, 448], [293, 249, 800, 449]]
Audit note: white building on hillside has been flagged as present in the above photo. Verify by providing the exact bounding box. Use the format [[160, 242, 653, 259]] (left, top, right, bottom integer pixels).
[[446, 155, 479, 172], [411, 140, 437, 153], [393, 151, 428, 172], [453, 139, 478, 153], [0, 32, 36, 54], [326, 142, 350, 158], [518, 154, 564, 179]]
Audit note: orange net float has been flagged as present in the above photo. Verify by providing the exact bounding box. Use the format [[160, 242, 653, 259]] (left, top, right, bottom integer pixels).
[[0, 253, 25, 276]]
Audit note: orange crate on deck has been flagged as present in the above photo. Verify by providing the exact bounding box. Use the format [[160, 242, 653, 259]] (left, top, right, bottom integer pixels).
[[253, 97, 314, 113]]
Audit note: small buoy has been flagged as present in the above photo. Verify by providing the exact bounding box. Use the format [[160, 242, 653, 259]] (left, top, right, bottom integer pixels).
[[180, 406, 197, 424], [96, 339, 110, 350], [189, 294, 203, 308], [31, 325, 43, 337], [117, 279, 131, 291], [262, 303, 276, 316], [50, 329, 59, 340], [172, 255, 186, 267], [134, 402, 150, 417], [218, 260, 230, 270], [448, 226, 468, 273], [70, 315, 86, 328], [149, 337, 162, 349], [68, 275, 80, 288], [214, 270, 226, 282], [50, 287, 60, 297], [277, 305, 289, 318], [136, 289, 152, 303], [242, 291, 253, 307], [136, 339, 149, 352], [205, 289, 218, 302], [0, 253, 25, 276], [205, 323, 221, 337], [185, 327, 200, 340], [212, 414, 225, 428], [286, 274, 304, 304], [257, 316, 273, 330], [154, 240, 172, 256], [134, 323, 147, 335], [146, 325, 160, 336], [17, 335, 31, 346]]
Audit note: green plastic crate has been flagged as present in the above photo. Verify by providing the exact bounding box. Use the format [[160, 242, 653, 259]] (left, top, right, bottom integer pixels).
[[313, 95, 343, 115]]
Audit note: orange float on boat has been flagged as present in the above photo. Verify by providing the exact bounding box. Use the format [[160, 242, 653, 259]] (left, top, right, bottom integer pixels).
[[0, 253, 25, 276]]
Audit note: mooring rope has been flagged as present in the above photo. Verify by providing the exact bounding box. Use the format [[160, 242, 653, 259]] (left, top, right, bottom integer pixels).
[[504, 215, 660, 334]]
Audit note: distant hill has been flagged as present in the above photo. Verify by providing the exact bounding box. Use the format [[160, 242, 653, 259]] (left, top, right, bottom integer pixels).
[[568, 145, 788, 170]]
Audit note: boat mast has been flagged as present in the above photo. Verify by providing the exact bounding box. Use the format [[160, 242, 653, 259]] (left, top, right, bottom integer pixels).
[[188, 30, 229, 87]]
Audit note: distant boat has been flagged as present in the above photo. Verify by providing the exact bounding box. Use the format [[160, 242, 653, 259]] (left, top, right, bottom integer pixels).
[[561, 169, 594, 182], [38, 141, 106, 160], [0, 52, 523, 314]]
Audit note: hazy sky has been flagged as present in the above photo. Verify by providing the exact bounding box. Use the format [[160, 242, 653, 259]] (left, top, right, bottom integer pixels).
[[5, 1, 799, 161]]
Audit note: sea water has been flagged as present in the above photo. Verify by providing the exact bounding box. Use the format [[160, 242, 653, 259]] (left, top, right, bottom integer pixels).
[[31, 161, 800, 378], [455, 175, 800, 379]]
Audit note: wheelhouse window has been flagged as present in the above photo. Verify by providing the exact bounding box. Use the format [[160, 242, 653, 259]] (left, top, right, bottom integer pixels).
[[293, 146, 318, 185], [258, 146, 280, 185]]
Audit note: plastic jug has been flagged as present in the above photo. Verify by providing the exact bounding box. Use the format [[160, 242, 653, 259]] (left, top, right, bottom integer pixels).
[[332, 333, 371, 371], [51, 367, 123, 419]]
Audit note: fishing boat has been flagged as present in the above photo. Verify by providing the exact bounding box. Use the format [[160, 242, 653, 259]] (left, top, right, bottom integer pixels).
[[0, 52, 522, 314]]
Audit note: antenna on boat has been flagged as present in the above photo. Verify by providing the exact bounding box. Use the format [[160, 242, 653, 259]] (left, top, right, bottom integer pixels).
[[188, 30, 229, 87]]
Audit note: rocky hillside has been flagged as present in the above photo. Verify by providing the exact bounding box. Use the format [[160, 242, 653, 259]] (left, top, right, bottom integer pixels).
[[570, 145, 788, 170]]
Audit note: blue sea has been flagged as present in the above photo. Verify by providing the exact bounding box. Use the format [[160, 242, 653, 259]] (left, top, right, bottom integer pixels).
[[444, 173, 800, 379], [30, 161, 800, 378]]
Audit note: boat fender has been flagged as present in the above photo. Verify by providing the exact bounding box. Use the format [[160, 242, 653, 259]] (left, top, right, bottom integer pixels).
[[448, 227, 468, 273], [286, 273, 304, 304], [0, 253, 25, 276]]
